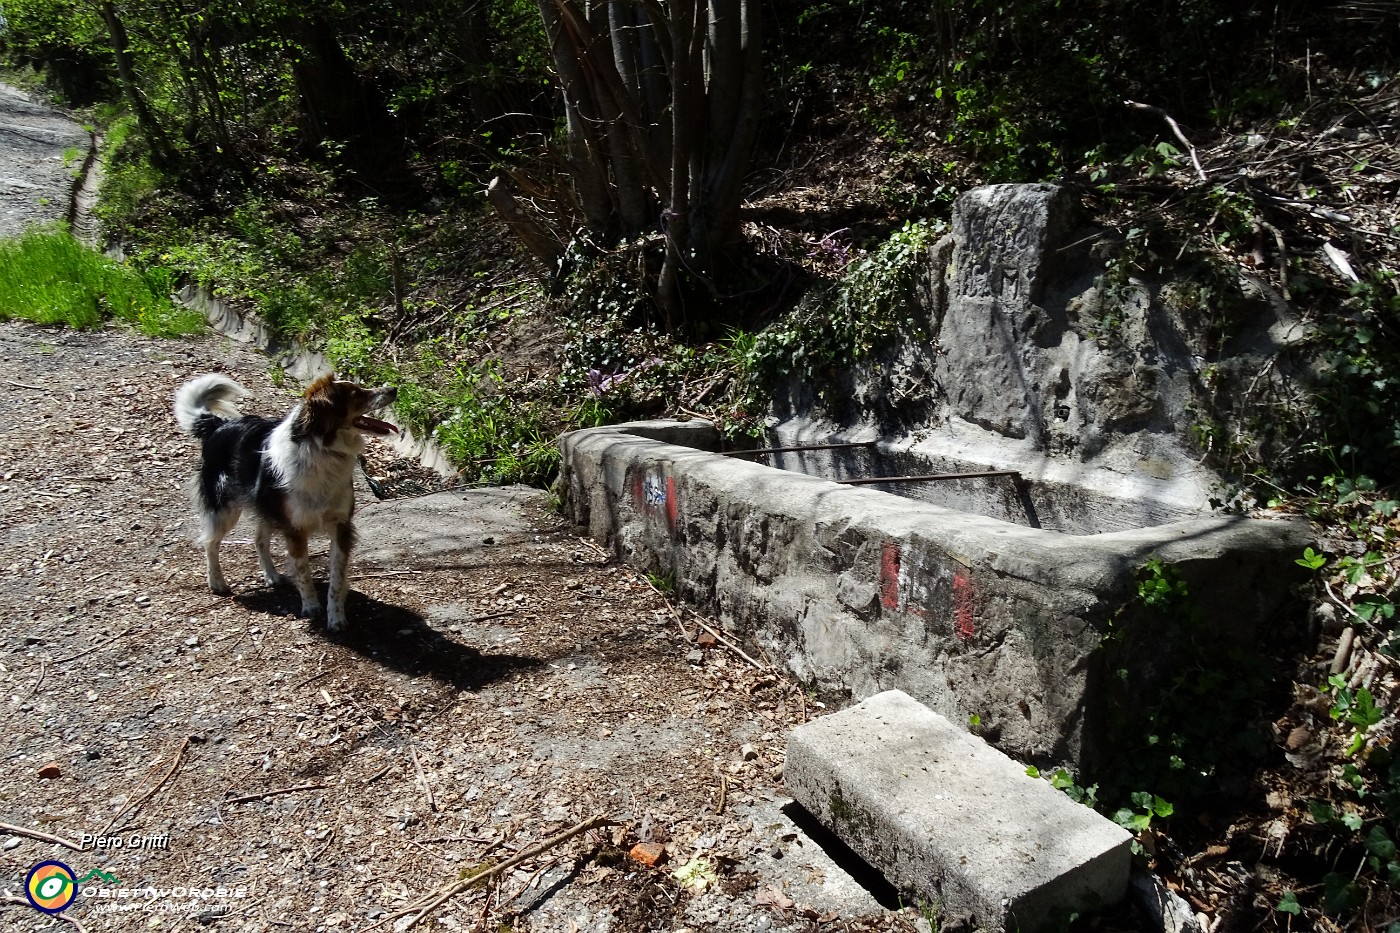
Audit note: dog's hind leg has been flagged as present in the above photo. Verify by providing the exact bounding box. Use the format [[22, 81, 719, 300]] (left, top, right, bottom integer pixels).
[[284, 530, 323, 622], [325, 521, 356, 634], [254, 522, 291, 587], [201, 507, 241, 595]]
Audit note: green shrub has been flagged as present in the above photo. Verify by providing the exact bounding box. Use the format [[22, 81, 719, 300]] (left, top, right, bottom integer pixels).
[[745, 220, 940, 405]]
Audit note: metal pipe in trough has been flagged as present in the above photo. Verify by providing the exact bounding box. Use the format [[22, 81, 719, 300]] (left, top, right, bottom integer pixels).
[[724, 441, 879, 458], [837, 470, 1022, 485]]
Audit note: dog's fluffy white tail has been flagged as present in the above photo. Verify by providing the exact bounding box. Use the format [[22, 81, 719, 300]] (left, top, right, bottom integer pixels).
[[174, 373, 248, 436]]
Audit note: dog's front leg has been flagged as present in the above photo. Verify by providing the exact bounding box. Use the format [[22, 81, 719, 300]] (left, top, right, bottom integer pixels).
[[326, 522, 356, 634], [284, 530, 323, 621]]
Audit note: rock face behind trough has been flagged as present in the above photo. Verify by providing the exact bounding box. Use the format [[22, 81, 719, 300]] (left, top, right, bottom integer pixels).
[[786, 690, 1133, 933], [775, 183, 1307, 515]]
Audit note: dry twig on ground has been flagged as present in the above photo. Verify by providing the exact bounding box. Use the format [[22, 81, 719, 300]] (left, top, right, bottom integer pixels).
[[361, 813, 614, 932], [688, 613, 768, 671], [2, 893, 89, 930], [1125, 99, 1208, 183], [0, 820, 83, 851], [409, 744, 438, 812], [100, 735, 191, 835], [222, 782, 329, 806]]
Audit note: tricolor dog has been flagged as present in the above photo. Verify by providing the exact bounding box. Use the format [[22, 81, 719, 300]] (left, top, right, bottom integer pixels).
[[173, 373, 397, 632]]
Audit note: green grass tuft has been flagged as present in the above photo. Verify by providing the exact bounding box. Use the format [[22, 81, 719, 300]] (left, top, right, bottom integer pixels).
[[0, 226, 203, 337]]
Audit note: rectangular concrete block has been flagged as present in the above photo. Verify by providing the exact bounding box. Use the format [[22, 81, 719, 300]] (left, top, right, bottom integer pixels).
[[786, 690, 1132, 932]]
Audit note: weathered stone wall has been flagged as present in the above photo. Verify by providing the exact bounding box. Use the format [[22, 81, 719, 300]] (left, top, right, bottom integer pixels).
[[558, 420, 1308, 771], [772, 183, 1306, 514]]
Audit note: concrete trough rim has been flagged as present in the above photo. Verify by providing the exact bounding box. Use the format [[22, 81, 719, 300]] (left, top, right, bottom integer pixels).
[[559, 417, 1312, 770], [561, 418, 1305, 571]]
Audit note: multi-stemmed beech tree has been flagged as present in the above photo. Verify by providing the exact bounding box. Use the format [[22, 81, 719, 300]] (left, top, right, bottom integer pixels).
[[500, 0, 763, 332]]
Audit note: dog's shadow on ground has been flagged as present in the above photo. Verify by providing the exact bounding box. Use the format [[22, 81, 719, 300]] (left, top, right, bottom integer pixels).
[[235, 588, 541, 692]]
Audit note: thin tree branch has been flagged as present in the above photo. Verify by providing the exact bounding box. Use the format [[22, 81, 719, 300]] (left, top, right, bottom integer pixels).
[[1125, 99, 1208, 183]]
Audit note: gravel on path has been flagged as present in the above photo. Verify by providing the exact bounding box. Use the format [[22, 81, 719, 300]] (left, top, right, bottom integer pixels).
[[0, 82, 92, 238]]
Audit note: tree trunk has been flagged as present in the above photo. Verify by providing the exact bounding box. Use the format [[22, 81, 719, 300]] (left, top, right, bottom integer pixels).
[[538, 0, 613, 232], [289, 16, 367, 151], [698, 0, 761, 254], [100, 1, 178, 170], [487, 175, 565, 272], [528, 0, 764, 333], [185, 14, 233, 155]]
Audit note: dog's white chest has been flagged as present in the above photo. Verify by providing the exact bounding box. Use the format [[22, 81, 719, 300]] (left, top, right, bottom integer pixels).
[[267, 422, 360, 532]]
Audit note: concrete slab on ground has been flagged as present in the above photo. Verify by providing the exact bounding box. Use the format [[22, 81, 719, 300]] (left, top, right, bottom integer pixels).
[[786, 689, 1132, 932], [354, 486, 547, 567]]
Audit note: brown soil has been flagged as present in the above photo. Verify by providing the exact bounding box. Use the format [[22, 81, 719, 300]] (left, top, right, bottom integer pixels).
[[0, 322, 916, 932]]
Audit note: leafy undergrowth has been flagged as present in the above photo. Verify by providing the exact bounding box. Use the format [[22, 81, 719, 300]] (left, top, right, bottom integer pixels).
[[1024, 75, 1400, 931], [92, 117, 955, 486], [1254, 482, 1400, 930]]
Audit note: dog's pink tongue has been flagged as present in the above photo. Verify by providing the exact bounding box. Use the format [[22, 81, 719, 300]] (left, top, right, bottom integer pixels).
[[354, 415, 399, 436]]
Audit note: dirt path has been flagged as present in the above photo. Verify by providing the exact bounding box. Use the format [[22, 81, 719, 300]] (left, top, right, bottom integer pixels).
[[0, 323, 909, 932], [0, 82, 91, 238]]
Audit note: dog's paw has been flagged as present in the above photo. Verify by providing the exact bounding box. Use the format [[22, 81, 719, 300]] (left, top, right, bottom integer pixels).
[[299, 602, 325, 621], [210, 582, 233, 596], [325, 607, 347, 634], [263, 571, 292, 588]]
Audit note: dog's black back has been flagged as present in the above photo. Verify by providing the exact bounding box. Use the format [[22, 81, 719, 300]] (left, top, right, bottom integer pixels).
[[196, 415, 288, 526]]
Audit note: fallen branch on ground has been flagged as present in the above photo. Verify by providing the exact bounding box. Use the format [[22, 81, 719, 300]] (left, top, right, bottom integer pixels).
[[101, 736, 191, 835], [409, 744, 437, 813], [1125, 99, 1208, 183], [575, 537, 613, 565], [496, 856, 560, 908], [222, 782, 328, 805], [309, 827, 337, 864], [52, 626, 135, 665], [27, 656, 47, 697], [359, 813, 613, 932], [639, 574, 693, 642], [2, 893, 89, 930], [0, 821, 83, 851], [688, 614, 768, 670]]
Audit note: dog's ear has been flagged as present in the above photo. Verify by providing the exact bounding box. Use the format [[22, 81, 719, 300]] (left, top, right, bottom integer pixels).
[[295, 374, 342, 442]]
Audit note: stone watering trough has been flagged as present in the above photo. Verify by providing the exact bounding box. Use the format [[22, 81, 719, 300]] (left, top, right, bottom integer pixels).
[[558, 418, 1307, 772], [559, 183, 1312, 775]]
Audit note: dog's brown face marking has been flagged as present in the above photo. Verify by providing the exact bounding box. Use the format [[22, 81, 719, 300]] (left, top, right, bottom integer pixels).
[[296, 375, 398, 442]]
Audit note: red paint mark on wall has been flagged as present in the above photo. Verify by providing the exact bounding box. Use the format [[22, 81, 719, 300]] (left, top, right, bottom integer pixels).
[[631, 470, 679, 535], [953, 570, 976, 641], [880, 542, 901, 610]]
